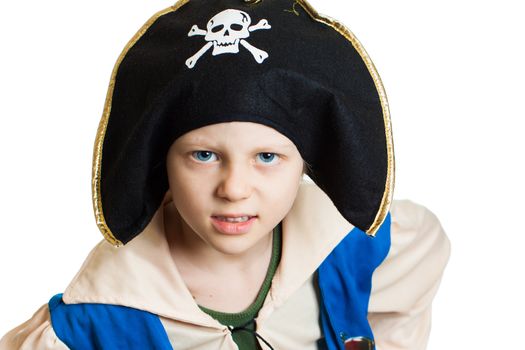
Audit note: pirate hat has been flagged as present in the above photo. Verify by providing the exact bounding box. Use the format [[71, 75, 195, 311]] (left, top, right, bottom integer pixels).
[[92, 0, 395, 246]]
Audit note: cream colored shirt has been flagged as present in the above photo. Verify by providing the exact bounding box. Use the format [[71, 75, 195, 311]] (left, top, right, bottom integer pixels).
[[0, 182, 451, 350]]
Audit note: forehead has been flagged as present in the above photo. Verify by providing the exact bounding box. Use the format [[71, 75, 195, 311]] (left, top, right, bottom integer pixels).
[[175, 121, 297, 149]]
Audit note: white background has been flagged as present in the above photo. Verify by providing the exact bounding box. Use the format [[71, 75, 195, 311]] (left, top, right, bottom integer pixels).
[[1, 1, 524, 349]]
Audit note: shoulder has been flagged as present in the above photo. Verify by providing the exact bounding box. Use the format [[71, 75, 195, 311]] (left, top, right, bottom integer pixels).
[[1, 294, 173, 350], [371, 199, 451, 312], [0, 302, 68, 350], [389, 199, 451, 263], [48, 294, 171, 350], [390, 199, 445, 233]]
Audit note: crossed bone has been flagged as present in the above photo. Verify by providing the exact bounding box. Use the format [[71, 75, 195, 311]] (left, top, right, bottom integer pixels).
[[185, 19, 271, 69]]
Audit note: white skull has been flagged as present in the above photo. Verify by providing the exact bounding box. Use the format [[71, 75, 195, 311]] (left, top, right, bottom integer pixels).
[[205, 9, 252, 55]]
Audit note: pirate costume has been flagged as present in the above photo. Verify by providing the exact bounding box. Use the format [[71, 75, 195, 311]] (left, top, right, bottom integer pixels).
[[0, 0, 450, 349]]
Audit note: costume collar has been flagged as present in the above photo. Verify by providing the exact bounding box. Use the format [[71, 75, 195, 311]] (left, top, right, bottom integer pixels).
[[63, 181, 354, 327]]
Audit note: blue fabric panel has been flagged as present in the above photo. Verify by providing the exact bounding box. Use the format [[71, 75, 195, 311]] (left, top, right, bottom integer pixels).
[[48, 294, 173, 350], [318, 212, 391, 350]]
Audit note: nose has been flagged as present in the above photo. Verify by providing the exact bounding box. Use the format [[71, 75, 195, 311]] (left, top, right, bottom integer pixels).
[[216, 162, 252, 202]]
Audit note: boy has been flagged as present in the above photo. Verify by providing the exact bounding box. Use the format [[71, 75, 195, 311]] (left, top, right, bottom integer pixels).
[[0, 0, 450, 349]]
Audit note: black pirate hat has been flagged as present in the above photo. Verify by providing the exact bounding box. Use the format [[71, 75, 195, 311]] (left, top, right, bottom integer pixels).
[[92, 0, 395, 246]]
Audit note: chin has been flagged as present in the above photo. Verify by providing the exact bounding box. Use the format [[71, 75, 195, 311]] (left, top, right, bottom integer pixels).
[[208, 233, 268, 257], [209, 244, 251, 257]]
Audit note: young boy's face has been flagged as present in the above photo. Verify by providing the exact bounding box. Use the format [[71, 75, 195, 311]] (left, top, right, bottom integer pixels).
[[166, 121, 304, 257]]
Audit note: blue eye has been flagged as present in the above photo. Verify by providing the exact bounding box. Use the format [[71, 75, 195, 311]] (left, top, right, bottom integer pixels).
[[192, 151, 218, 162], [257, 152, 279, 165]]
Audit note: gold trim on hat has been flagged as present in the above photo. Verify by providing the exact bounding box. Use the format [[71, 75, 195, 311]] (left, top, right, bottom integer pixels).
[[297, 0, 395, 236], [92, 0, 190, 247]]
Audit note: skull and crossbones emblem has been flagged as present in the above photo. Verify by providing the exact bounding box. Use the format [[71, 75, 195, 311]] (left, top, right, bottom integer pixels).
[[185, 9, 271, 69]]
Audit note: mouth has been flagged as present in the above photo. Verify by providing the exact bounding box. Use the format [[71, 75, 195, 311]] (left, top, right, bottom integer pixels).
[[212, 215, 255, 223], [210, 215, 258, 235]]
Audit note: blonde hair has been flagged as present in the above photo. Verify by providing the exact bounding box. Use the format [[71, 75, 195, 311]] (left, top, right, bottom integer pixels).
[[302, 159, 313, 175]]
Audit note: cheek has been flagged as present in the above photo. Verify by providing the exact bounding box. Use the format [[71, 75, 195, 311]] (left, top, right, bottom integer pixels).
[[167, 164, 213, 220], [259, 170, 302, 221]]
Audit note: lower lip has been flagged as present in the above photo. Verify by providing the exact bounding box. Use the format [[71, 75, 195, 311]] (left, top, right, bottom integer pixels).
[[210, 216, 257, 235]]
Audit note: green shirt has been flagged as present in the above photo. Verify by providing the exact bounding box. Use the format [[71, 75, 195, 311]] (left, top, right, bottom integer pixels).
[[199, 223, 282, 349]]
